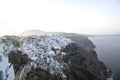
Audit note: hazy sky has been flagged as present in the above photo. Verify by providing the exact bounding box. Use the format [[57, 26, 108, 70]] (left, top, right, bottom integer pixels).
[[0, 0, 120, 35]]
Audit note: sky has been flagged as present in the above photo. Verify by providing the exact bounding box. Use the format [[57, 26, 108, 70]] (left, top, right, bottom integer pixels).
[[0, 0, 120, 35]]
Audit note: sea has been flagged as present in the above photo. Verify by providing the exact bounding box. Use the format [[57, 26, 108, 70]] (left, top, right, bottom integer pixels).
[[89, 36, 120, 80]]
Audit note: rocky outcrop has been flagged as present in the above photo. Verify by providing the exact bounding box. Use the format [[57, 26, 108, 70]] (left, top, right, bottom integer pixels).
[[62, 43, 108, 80]]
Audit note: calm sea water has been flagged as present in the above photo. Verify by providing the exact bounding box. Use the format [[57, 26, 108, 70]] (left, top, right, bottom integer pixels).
[[89, 36, 120, 79]]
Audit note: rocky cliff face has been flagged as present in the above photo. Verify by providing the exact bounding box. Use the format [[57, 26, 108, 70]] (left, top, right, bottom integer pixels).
[[62, 43, 108, 80], [0, 32, 112, 80]]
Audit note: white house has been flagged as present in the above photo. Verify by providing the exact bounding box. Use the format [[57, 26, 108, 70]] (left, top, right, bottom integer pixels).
[[0, 52, 15, 80]]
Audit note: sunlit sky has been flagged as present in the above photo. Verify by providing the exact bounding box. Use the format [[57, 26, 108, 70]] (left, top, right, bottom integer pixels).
[[0, 0, 120, 36]]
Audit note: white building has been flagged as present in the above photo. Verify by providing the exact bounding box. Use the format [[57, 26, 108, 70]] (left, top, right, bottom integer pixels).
[[0, 52, 15, 80]]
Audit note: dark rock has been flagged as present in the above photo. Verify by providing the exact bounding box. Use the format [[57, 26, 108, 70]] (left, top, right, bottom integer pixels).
[[62, 43, 108, 80]]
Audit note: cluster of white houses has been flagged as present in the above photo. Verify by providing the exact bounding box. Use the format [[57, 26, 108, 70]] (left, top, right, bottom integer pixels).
[[0, 34, 72, 80], [0, 52, 15, 80]]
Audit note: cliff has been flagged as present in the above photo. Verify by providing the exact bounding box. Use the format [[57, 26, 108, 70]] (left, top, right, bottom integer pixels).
[[62, 43, 107, 80]]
